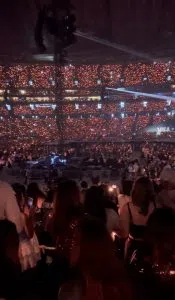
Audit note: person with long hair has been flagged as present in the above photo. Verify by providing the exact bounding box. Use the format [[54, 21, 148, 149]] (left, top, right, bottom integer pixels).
[[58, 217, 133, 300], [43, 180, 82, 299], [27, 182, 46, 242], [119, 177, 155, 261], [49, 179, 82, 267], [146, 208, 175, 279], [133, 208, 175, 300], [84, 187, 106, 224], [84, 186, 120, 237]]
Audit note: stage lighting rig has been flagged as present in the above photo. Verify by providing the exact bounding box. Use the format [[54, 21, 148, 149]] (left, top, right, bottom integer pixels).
[[35, 1, 77, 53], [62, 13, 77, 47], [34, 6, 47, 52]]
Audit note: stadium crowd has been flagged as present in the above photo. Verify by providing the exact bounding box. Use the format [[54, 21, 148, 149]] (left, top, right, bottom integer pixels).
[[0, 61, 175, 89], [0, 62, 174, 299], [0, 141, 175, 299], [1, 99, 173, 114], [0, 96, 173, 145], [0, 114, 174, 145]]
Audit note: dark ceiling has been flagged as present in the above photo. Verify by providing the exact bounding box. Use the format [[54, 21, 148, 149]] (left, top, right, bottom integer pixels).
[[1, 0, 175, 64]]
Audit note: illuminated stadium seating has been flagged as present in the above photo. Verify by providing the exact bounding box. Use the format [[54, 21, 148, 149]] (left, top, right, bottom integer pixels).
[[0, 62, 174, 145]]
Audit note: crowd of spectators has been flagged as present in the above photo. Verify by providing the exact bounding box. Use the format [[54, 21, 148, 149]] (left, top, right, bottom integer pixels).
[[123, 63, 147, 86], [0, 141, 175, 299], [1, 58, 175, 300], [0, 118, 59, 145], [143, 131, 175, 140], [0, 62, 174, 88], [61, 100, 172, 115], [146, 62, 169, 84], [152, 115, 167, 125], [0, 113, 173, 144], [2, 99, 172, 117], [62, 116, 139, 141], [0, 106, 9, 115], [6, 65, 29, 88], [125, 100, 168, 113], [62, 118, 107, 141], [14, 106, 33, 115], [30, 66, 54, 89], [73, 142, 133, 160], [135, 116, 150, 132], [30, 107, 54, 116], [0, 120, 12, 138], [0, 64, 174, 145]]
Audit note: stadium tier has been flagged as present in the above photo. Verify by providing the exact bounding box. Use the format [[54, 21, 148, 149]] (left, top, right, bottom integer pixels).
[[0, 63, 174, 145], [0, 62, 174, 88]]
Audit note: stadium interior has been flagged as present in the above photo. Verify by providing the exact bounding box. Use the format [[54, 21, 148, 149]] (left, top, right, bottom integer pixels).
[[0, 0, 174, 147], [0, 62, 174, 147], [0, 2, 175, 299]]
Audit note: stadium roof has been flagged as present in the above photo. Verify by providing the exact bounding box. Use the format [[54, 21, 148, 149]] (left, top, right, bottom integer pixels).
[[1, 0, 175, 65]]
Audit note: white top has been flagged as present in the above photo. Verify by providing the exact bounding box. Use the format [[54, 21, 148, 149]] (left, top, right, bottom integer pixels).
[[106, 208, 119, 235], [0, 181, 23, 233], [119, 201, 154, 238]]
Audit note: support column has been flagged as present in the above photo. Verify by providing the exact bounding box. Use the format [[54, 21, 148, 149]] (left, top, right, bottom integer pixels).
[[54, 40, 64, 148]]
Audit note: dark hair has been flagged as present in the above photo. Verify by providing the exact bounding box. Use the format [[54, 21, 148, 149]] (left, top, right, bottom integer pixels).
[[131, 177, 155, 216], [84, 186, 106, 223], [81, 181, 88, 189], [99, 184, 109, 196], [145, 208, 175, 268], [27, 182, 39, 198], [146, 208, 175, 245], [12, 183, 26, 211], [27, 182, 45, 206], [54, 180, 81, 233], [79, 217, 127, 283], [91, 176, 100, 185], [47, 189, 55, 203], [81, 217, 107, 242], [122, 180, 133, 196]]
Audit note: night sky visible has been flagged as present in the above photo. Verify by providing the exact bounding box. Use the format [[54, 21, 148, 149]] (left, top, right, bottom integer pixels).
[[1, 0, 175, 62]]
